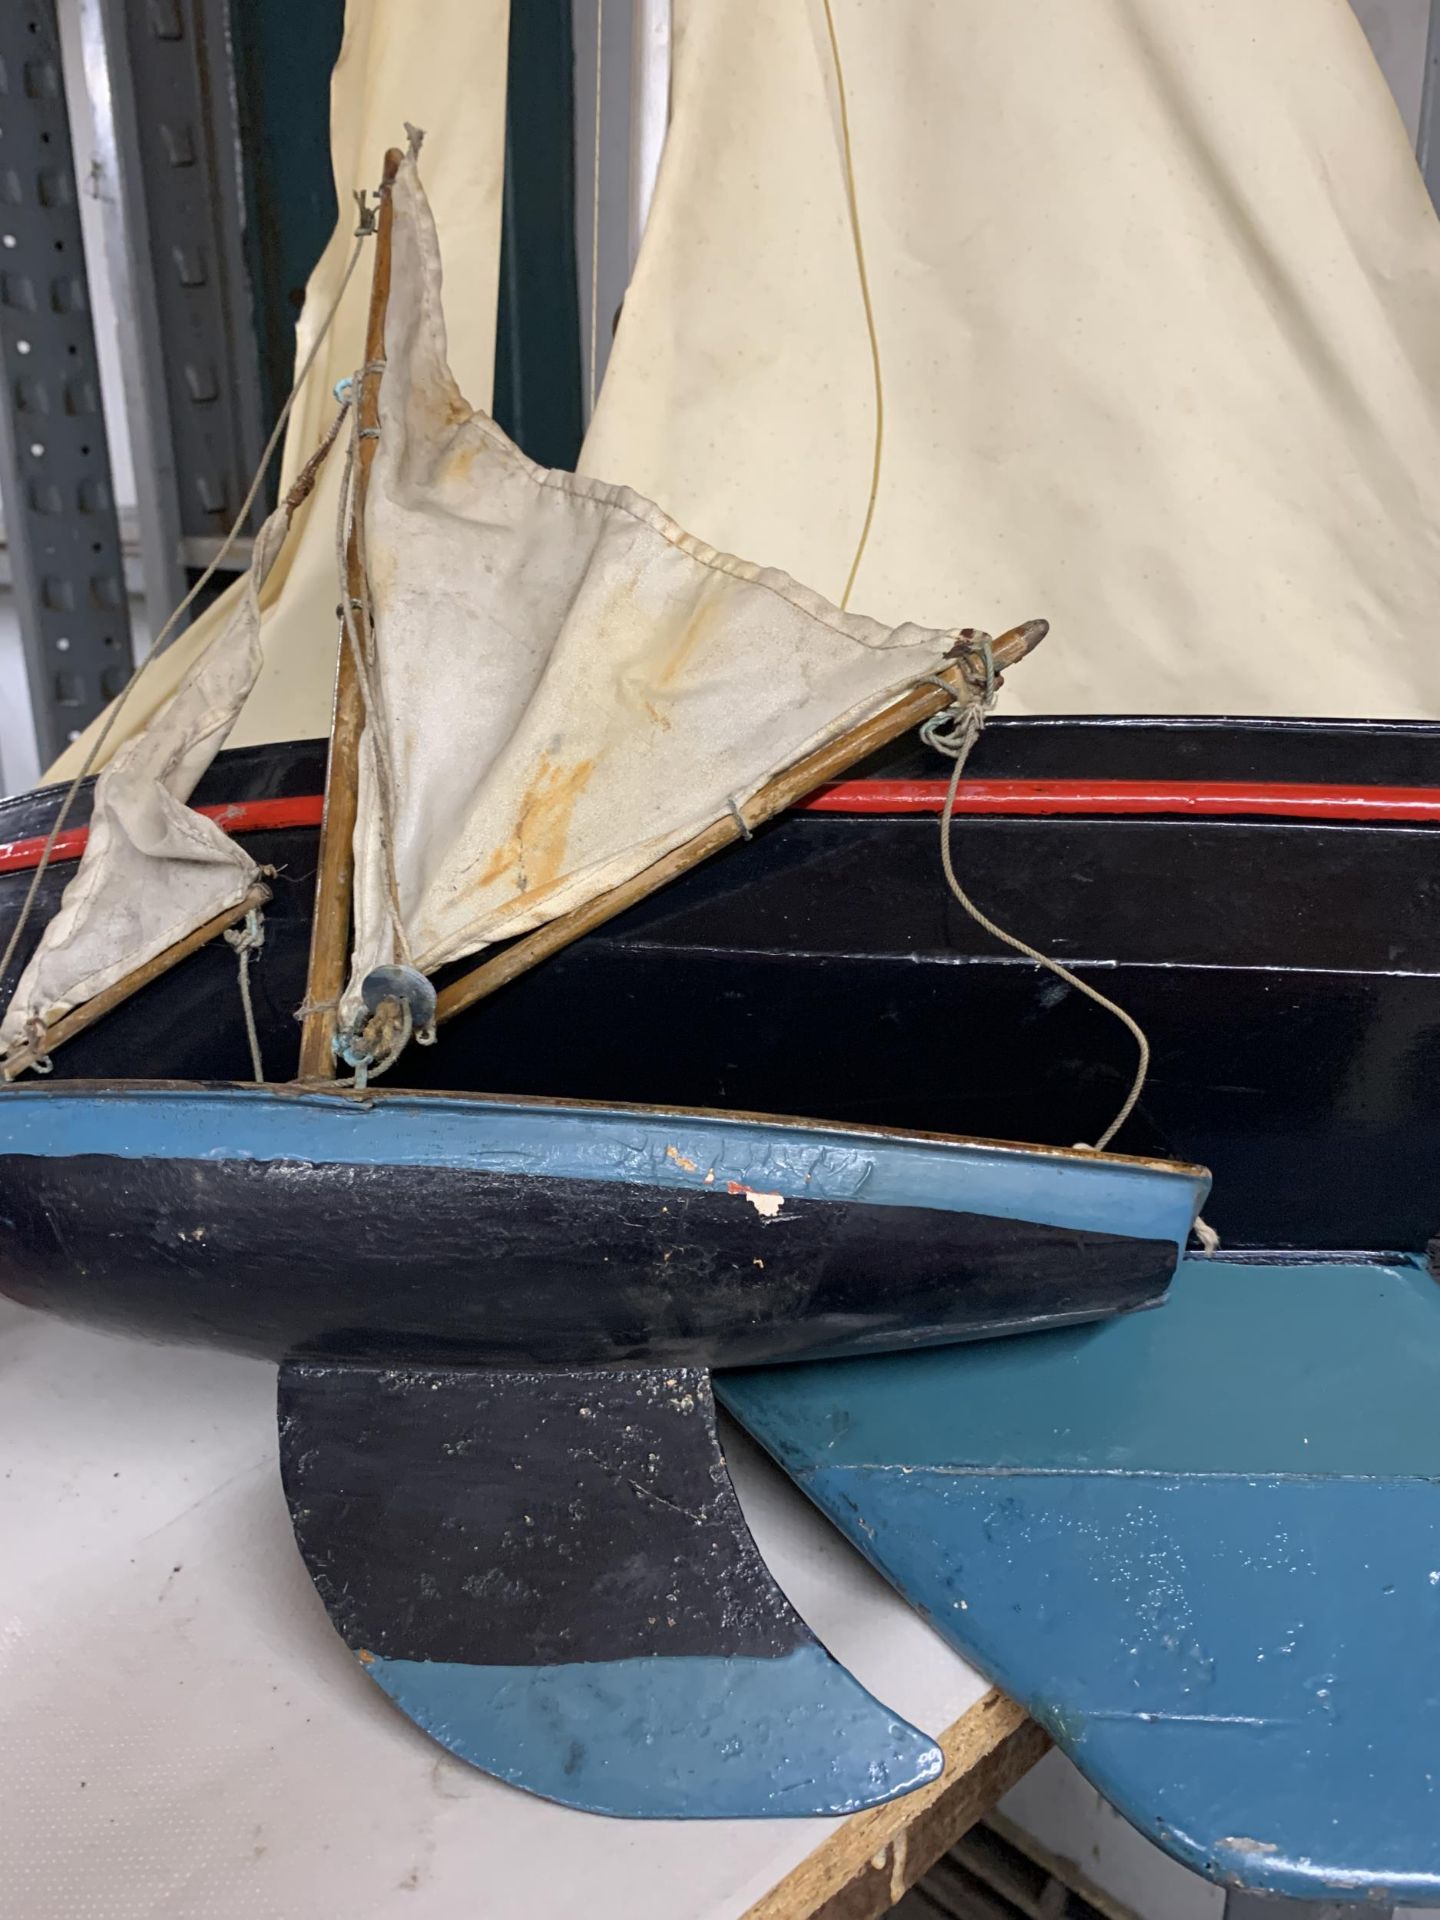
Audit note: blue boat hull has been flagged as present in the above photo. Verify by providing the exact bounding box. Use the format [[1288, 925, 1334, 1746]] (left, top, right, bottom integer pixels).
[[722, 1255, 1440, 1890]]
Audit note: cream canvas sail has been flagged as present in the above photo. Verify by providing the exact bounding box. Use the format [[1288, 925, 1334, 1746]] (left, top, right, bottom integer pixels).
[[1, 153, 977, 1063], [342, 158, 967, 1019], [583, 0, 1440, 720], [1, 0, 510, 1062], [0, 519, 283, 1055]]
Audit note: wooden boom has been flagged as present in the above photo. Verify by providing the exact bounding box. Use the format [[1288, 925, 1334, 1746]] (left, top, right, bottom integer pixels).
[[434, 619, 1047, 1028], [1, 883, 272, 1083]]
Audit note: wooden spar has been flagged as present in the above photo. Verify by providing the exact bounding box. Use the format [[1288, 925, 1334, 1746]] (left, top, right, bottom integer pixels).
[[296, 147, 404, 1082], [434, 618, 1047, 1028], [1, 883, 272, 1083]]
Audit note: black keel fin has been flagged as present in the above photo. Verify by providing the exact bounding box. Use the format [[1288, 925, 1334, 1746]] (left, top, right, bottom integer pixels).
[[277, 1358, 941, 1818]]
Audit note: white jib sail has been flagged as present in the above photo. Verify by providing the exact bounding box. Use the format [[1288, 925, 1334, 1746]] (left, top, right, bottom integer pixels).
[[341, 158, 970, 1019], [0, 510, 291, 1057]]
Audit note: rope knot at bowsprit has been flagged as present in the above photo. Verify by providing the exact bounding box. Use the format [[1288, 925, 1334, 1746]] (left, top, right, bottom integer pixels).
[[917, 629, 996, 770]]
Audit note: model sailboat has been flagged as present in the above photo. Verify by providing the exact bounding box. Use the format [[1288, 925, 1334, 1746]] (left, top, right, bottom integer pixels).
[[0, 146, 1205, 1817]]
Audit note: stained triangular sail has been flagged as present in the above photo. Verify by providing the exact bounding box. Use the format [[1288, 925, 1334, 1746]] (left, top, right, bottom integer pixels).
[[341, 158, 966, 1020], [1, 3, 512, 1067]]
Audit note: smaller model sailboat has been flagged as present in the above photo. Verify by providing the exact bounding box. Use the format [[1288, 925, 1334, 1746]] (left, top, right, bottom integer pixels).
[[0, 143, 1207, 1818]]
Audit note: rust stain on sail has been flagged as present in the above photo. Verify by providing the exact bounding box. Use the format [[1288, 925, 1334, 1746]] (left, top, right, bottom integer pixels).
[[438, 432, 482, 486], [470, 752, 597, 898], [654, 585, 725, 690]]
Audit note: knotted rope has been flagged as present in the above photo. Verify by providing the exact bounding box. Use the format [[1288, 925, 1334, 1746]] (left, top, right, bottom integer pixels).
[[224, 905, 267, 1084], [339, 993, 412, 1092], [18, 1016, 52, 1075], [922, 638, 1152, 1155]]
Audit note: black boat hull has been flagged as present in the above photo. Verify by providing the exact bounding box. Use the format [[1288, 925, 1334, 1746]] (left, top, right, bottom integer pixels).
[[0, 1082, 1201, 1364], [2, 716, 1436, 1253]]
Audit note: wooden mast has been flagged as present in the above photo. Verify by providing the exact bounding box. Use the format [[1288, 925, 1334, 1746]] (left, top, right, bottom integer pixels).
[[296, 147, 404, 1081], [433, 619, 1047, 1028]]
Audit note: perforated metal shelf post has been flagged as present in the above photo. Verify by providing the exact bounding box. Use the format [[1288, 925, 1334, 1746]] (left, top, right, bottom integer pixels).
[[107, 0, 266, 567], [0, 0, 132, 765]]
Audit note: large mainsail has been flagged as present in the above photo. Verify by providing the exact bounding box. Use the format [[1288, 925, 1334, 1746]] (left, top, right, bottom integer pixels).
[[584, 0, 1440, 719], [340, 158, 967, 1022]]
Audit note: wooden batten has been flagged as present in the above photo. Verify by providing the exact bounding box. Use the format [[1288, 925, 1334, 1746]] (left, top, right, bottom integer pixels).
[[295, 147, 404, 1082]]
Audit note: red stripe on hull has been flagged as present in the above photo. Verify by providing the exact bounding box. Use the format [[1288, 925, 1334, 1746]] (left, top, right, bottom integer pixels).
[[801, 778, 1440, 821], [2, 781, 1436, 879], [0, 796, 325, 876]]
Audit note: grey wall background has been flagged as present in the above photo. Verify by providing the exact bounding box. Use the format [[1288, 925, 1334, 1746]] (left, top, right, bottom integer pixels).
[[1355, 0, 1430, 139]]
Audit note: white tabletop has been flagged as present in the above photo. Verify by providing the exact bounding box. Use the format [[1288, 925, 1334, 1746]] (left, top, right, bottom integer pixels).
[[0, 1297, 991, 1920]]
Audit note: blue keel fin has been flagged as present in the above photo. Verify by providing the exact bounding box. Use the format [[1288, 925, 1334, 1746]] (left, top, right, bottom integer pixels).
[[278, 1358, 941, 1818]]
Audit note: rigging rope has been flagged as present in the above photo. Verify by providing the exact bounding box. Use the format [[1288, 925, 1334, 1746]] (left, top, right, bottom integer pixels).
[[0, 216, 377, 1013], [341, 992, 413, 1092], [333, 372, 413, 981], [921, 650, 1153, 1155], [821, 0, 885, 612], [813, 16, 1156, 1156]]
